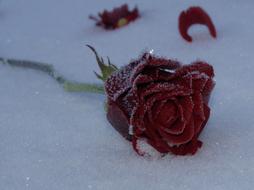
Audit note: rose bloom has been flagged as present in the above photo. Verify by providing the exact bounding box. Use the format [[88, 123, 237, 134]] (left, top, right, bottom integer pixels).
[[105, 53, 215, 156]]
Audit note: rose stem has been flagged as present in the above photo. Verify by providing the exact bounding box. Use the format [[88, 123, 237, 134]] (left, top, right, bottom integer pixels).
[[0, 57, 105, 94], [63, 82, 104, 94]]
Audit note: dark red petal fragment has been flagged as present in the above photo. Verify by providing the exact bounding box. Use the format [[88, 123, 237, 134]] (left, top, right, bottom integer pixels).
[[89, 4, 139, 30], [179, 6, 217, 42]]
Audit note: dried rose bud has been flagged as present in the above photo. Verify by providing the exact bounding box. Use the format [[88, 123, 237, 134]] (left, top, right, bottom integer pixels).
[[179, 6, 217, 42], [89, 4, 139, 30], [105, 53, 215, 156]]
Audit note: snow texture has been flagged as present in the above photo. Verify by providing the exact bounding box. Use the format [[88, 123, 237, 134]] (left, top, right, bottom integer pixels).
[[0, 0, 254, 190]]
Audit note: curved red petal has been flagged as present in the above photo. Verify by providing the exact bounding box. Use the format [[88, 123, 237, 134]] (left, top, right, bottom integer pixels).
[[184, 62, 214, 78], [164, 97, 194, 135], [155, 101, 177, 126], [202, 78, 215, 104], [170, 138, 203, 155], [179, 6, 217, 42], [158, 118, 195, 146], [197, 103, 211, 136]]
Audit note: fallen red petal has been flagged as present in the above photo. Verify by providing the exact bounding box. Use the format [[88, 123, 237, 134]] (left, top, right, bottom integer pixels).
[[178, 6, 217, 42]]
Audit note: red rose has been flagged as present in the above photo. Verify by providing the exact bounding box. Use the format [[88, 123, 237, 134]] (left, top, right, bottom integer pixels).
[[105, 53, 215, 156]]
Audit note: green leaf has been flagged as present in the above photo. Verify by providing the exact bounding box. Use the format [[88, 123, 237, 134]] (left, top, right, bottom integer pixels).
[[87, 45, 118, 82]]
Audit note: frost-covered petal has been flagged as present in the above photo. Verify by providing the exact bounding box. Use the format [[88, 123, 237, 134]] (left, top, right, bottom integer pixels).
[[117, 89, 137, 117], [192, 92, 206, 133], [197, 103, 211, 136], [158, 118, 195, 146], [105, 61, 138, 101], [174, 61, 214, 79], [130, 54, 181, 83], [161, 96, 194, 135], [169, 138, 203, 155], [155, 101, 178, 125], [189, 71, 209, 92], [202, 78, 215, 104]]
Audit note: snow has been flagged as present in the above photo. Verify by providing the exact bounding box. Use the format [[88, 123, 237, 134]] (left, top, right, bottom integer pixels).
[[0, 0, 254, 190], [135, 138, 163, 158]]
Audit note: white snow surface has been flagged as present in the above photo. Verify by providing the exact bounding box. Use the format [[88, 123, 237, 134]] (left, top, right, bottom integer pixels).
[[1, 0, 254, 189]]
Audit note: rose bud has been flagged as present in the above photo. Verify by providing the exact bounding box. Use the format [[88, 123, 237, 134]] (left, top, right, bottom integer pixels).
[[178, 6, 217, 42], [89, 4, 139, 30], [105, 53, 215, 156]]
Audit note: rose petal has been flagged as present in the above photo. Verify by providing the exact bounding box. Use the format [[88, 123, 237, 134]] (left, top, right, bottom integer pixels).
[[174, 61, 214, 79], [117, 89, 137, 117], [163, 96, 194, 135], [155, 100, 177, 125], [138, 82, 176, 99], [178, 6, 217, 42], [197, 103, 211, 136], [149, 100, 168, 122], [170, 138, 203, 155], [192, 93, 205, 133], [107, 100, 131, 140], [105, 61, 138, 101], [202, 78, 215, 104], [131, 54, 181, 83], [190, 72, 209, 92], [137, 81, 192, 101], [158, 118, 195, 146]]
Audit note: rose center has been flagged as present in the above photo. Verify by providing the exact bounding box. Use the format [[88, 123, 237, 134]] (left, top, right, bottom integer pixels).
[[153, 101, 177, 127]]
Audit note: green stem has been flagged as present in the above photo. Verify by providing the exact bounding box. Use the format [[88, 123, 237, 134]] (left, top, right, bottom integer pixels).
[[63, 82, 105, 94], [0, 57, 105, 94]]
